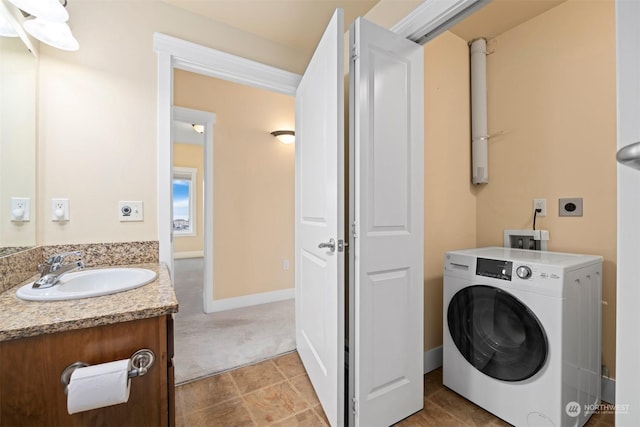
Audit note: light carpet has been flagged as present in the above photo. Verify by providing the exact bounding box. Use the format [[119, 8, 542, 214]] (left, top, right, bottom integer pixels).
[[172, 258, 296, 384]]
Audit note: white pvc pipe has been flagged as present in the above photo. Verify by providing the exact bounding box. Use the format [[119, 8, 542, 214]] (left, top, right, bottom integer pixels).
[[470, 38, 488, 184]]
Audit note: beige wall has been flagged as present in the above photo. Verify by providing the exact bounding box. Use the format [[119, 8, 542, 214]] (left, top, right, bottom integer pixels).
[[1, 38, 36, 248], [36, 1, 306, 246], [174, 70, 295, 300], [173, 143, 204, 255], [479, 0, 617, 375], [423, 31, 477, 351]]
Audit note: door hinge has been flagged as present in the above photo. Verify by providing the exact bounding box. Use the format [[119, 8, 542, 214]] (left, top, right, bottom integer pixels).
[[351, 45, 359, 61], [352, 397, 358, 415], [352, 220, 359, 238]]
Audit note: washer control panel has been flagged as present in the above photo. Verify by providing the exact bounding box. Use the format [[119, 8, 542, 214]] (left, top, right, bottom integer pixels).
[[476, 258, 513, 281]]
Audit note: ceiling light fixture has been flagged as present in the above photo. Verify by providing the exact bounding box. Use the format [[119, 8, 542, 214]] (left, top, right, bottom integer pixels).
[[5, 0, 79, 51], [192, 124, 204, 134], [24, 17, 77, 50], [8, 0, 68, 22], [271, 130, 295, 145]]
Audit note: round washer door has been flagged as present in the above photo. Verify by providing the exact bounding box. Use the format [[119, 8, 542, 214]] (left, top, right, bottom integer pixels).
[[447, 285, 548, 381]]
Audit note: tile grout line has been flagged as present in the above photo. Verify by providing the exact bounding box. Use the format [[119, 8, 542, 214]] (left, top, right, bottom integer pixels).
[[176, 373, 243, 416], [228, 372, 260, 426], [270, 355, 325, 421]]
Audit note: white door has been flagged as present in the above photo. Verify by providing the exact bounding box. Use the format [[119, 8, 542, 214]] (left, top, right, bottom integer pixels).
[[295, 9, 345, 427], [349, 17, 424, 427], [615, 0, 640, 425]]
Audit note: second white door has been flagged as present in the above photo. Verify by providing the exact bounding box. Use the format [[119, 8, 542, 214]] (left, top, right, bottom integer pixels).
[[349, 17, 424, 427]]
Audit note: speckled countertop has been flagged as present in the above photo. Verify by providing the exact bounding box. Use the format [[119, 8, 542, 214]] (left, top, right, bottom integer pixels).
[[0, 263, 178, 342]]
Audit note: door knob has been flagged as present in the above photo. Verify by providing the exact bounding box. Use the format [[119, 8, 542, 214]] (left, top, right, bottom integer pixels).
[[318, 238, 336, 253]]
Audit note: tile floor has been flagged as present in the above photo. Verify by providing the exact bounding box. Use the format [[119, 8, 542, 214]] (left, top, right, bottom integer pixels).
[[175, 351, 615, 426]]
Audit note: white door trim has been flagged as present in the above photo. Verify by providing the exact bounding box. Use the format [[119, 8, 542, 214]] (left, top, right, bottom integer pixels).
[[154, 34, 301, 310], [172, 106, 216, 312], [154, 33, 301, 96]]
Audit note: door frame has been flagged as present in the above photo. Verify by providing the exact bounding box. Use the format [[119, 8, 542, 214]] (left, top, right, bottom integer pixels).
[[172, 106, 216, 312], [154, 34, 301, 312]]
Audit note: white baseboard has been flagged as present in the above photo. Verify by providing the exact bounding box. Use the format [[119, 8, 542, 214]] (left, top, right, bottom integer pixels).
[[423, 346, 443, 373], [601, 376, 615, 404], [425, 346, 616, 404], [174, 251, 204, 259], [205, 288, 294, 313]]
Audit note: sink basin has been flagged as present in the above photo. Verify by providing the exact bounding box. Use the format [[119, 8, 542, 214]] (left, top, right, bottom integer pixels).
[[16, 268, 157, 301]]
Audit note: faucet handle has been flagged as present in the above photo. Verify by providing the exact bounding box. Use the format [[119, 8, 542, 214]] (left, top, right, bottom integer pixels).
[[39, 251, 83, 274], [48, 250, 83, 265]]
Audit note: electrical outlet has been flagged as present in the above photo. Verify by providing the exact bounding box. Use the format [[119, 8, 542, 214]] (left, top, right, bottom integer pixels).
[[533, 198, 546, 217], [51, 198, 69, 221], [119, 201, 144, 222], [559, 197, 583, 217], [283, 260, 290, 271], [10, 197, 30, 221]]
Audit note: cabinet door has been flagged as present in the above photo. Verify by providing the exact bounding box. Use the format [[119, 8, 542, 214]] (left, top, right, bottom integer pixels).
[[0, 316, 171, 426]]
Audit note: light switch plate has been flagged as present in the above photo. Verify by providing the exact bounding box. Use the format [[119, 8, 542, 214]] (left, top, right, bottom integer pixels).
[[10, 197, 30, 221], [119, 201, 143, 222]]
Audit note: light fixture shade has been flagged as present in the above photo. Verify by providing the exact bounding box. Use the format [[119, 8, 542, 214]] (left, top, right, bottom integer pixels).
[[192, 124, 204, 134], [0, 13, 18, 37], [7, 0, 69, 22], [24, 18, 78, 51], [271, 130, 295, 144]]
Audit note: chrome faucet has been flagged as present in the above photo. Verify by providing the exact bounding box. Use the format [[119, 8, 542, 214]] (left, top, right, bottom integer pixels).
[[33, 251, 85, 289]]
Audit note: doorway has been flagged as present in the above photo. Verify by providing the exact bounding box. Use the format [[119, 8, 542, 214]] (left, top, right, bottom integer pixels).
[[171, 75, 297, 383]]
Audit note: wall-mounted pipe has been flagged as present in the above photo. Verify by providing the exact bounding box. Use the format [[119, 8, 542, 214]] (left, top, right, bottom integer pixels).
[[471, 38, 488, 184]]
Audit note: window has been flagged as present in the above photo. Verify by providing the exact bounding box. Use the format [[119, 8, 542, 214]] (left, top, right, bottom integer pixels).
[[173, 167, 197, 236]]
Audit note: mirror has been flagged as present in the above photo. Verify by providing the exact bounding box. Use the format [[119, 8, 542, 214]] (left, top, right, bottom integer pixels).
[[0, 35, 37, 256]]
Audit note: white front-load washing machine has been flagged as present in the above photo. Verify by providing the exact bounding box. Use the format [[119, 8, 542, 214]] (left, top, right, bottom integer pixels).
[[443, 247, 602, 427]]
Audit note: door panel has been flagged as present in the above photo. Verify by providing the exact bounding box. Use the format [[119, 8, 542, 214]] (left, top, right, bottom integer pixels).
[[295, 9, 344, 427], [350, 17, 424, 427], [616, 0, 640, 425]]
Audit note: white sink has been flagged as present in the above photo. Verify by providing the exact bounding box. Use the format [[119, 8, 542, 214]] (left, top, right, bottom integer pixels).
[[16, 268, 157, 301]]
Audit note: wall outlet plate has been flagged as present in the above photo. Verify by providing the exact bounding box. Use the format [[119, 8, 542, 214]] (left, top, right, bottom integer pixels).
[[10, 197, 30, 221], [119, 201, 143, 222], [559, 197, 583, 217], [533, 198, 547, 217], [51, 198, 69, 221]]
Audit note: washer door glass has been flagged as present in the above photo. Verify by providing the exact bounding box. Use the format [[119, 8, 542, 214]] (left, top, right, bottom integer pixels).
[[447, 285, 548, 381]]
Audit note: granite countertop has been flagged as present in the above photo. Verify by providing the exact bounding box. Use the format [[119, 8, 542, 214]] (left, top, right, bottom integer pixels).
[[0, 263, 178, 342]]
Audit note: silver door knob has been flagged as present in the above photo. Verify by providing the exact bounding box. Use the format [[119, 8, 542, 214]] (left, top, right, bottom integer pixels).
[[318, 238, 336, 253]]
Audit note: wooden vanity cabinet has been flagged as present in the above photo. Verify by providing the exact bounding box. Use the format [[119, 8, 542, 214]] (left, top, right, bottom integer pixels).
[[0, 315, 175, 427]]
